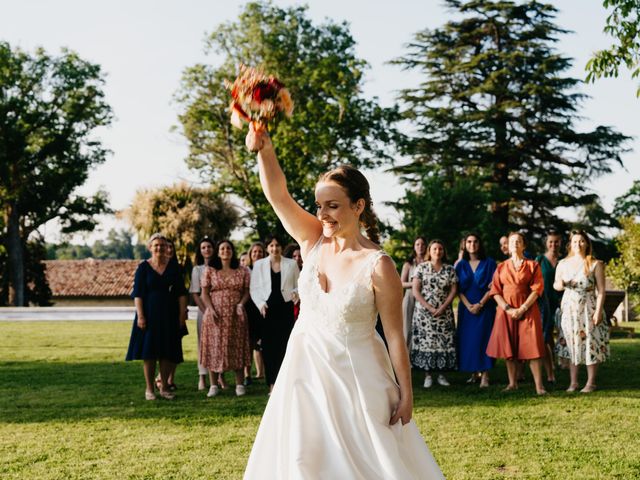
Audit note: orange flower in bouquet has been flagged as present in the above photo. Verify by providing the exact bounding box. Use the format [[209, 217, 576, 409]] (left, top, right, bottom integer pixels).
[[225, 65, 294, 131]]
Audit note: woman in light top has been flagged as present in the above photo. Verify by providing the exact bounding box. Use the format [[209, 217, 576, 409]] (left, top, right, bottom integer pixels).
[[400, 236, 427, 346], [249, 233, 299, 392], [190, 237, 214, 391], [553, 230, 609, 393]]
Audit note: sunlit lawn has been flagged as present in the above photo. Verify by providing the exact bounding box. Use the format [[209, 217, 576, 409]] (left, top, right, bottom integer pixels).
[[0, 320, 638, 479]]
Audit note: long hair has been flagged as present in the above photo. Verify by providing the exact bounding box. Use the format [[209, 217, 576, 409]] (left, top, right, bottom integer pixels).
[[461, 233, 487, 261], [425, 239, 447, 262], [407, 236, 427, 265], [194, 236, 215, 266], [247, 241, 265, 269], [211, 239, 240, 270], [318, 165, 380, 244], [566, 230, 595, 275]]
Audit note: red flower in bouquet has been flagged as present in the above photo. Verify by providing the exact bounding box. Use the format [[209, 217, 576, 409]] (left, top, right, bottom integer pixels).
[[225, 65, 293, 131]]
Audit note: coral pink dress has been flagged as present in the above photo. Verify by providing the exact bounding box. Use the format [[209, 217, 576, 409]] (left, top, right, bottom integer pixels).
[[200, 266, 252, 372], [486, 259, 545, 360]]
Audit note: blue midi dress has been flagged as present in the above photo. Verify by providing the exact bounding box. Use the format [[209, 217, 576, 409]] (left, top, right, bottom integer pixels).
[[455, 258, 497, 372]]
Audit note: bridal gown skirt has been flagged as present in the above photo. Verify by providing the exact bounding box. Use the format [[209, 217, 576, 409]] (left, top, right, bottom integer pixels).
[[244, 318, 444, 479]]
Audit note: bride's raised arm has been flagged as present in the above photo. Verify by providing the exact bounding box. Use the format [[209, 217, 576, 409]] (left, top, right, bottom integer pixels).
[[246, 124, 322, 255]]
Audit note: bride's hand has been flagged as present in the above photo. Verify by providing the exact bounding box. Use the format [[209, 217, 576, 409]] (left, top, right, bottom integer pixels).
[[245, 122, 271, 152], [390, 395, 413, 426]]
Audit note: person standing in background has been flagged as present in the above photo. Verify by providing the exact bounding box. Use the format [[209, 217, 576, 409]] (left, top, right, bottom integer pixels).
[[400, 236, 427, 346], [200, 239, 252, 397], [411, 239, 458, 388], [554, 230, 609, 393], [190, 237, 215, 391], [455, 233, 496, 388], [535, 230, 563, 384], [250, 234, 300, 393], [245, 241, 267, 383], [486, 232, 546, 395], [126, 234, 187, 400]]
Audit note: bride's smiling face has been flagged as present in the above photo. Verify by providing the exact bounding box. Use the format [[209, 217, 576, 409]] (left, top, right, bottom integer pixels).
[[315, 181, 363, 238]]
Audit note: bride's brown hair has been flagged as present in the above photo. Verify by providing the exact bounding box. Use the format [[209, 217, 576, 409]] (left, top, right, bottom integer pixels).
[[318, 165, 380, 244]]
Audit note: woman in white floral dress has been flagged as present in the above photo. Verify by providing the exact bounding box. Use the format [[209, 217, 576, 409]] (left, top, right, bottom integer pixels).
[[554, 230, 609, 393], [411, 239, 458, 388]]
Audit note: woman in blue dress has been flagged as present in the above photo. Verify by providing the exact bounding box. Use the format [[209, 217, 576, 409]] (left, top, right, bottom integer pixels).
[[126, 233, 188, 400], [455, 233, 496, 388]]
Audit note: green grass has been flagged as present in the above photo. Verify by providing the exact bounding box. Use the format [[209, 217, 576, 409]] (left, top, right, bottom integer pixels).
[[0, 321, 639, 479]]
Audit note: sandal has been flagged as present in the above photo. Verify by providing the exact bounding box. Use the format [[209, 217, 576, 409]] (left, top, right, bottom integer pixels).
[[145, 391, 156, 401], [158, 390, 175, 400], [580, 384, 597, 393]]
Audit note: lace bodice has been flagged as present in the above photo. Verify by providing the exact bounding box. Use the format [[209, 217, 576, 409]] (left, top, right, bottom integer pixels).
[[296, 237, 387, 337]]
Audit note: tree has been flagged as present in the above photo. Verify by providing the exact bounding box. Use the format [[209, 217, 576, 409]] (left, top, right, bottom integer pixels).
[[608, 216, 640, 314], [174, 1, 398, 239], [92, 229, 136, 259], [586, 0, 640, 96], [613, 179, 640, 218], [389, 175, 494, 260], [392, 0, 630, 246], [124, 183, 239, 268], [0, 43, 112, 305]]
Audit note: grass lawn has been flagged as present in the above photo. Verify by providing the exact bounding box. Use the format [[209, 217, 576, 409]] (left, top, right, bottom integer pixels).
[[0, 321, 639, 479]]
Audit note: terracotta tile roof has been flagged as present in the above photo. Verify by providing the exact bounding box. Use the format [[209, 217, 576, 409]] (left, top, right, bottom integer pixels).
[[43, 259, 141, 297]]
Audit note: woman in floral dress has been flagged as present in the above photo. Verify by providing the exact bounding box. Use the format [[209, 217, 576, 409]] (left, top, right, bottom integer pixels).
[[553, 230, 609, 393], [411, 239, 458, 388], [200, 239, 252, 397]]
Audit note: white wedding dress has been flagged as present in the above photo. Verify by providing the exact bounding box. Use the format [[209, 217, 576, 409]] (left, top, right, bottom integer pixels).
[[244, 237, 444, 479]]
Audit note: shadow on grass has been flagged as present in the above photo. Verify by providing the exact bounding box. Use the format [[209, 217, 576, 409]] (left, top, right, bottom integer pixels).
[[0, 360, 271, 424], [1, 337, 638, 424]]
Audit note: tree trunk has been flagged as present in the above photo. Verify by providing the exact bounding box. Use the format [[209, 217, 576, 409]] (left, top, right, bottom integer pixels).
[[6, 202, 25, 306]]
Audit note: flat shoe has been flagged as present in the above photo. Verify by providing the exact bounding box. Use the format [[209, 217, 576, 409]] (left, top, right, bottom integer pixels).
[[145, 391, 156, 401], [158, 390, 175, 400], [423, 376, 433, 388], [207, 385, 219, 398], [235, 385, 246, 397], [566, 384, 579, 393], [580, 384, 597, 393]]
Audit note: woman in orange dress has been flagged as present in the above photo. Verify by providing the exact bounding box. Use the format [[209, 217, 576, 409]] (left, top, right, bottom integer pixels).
[[486, 232, 547, 395]]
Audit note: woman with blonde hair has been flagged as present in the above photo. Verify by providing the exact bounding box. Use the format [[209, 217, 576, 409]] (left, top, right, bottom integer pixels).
[[554, 230, 609, 393]]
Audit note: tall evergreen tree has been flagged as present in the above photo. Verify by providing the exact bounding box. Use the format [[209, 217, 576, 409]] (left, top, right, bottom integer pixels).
[[393, 0, 630, 244]]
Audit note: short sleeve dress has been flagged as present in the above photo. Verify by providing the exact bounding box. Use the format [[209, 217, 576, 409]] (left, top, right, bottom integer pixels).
[[200, 266, 252, 372], [486, 259, 545, 360], [455, 258, 497, 372], [410, 262, 458, 371], [126, 260, 187, 364]]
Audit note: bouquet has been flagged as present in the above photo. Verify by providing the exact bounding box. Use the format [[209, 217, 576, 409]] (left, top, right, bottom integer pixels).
[[225, 65, 294, 131]]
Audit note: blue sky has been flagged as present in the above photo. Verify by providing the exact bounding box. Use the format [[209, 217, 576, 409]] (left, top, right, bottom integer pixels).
[[2, 0, 638, 242]]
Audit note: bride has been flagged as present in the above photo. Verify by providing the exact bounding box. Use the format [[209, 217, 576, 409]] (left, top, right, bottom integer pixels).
[[243, 124, 444, 479]]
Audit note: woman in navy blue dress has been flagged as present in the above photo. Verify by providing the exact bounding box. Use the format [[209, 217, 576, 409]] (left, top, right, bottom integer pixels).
[[455, 233, 496, 388], [126, 234, 188, 400]]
